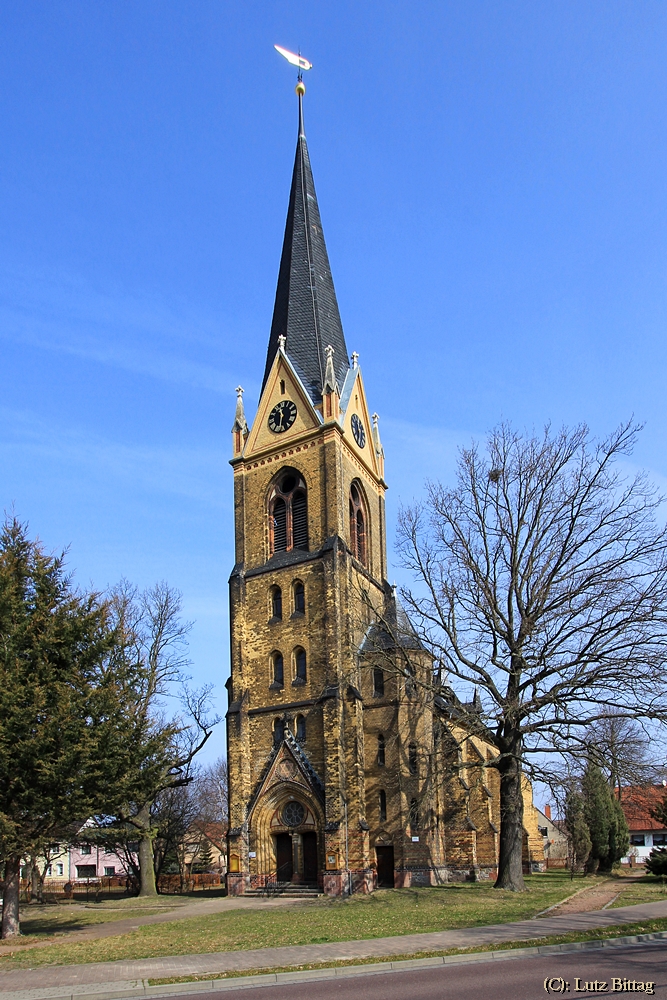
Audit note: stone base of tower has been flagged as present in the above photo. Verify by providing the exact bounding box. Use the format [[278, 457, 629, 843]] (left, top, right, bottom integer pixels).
[[226, 873, 250, 896]]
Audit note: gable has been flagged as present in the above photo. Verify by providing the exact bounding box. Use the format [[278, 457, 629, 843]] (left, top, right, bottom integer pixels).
[[340, 368, 380, 478], [245, 351, 321, 459]]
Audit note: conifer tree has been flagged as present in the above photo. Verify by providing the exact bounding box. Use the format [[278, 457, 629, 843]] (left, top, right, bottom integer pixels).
[[0, 518, 130, 937], [582, 762, 613, 873], [565, 790, 591, 872]]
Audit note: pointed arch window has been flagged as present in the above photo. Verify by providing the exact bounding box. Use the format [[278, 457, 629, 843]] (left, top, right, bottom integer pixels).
[[273, 718, 286, 745], [269, 471, 308, 555], [293, 580, 305, 615], [270, 586, 283, 621], [296, 714, 306, 741], [379, 789, 387, 822], [377, 734, 386, 767], [271, 651, 284, 688], [409, 798, 420, 832], [293, 647, 307, 685], [373, 668, 384, 698], [349, 482, 367, 566], [408, 742, 418, 775]]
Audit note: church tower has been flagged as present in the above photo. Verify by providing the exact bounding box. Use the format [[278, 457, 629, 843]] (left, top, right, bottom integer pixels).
[[225, 83, 536, 894], [226, 81, 390, 895]]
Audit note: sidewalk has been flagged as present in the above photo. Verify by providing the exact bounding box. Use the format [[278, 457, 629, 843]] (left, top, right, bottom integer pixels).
[[1, 899, 666, 999]]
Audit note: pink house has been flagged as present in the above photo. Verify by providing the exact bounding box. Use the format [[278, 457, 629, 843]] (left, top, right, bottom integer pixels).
[[69, 838, 138, 881]]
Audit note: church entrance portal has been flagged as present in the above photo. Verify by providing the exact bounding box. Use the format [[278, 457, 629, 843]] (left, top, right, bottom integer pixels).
[[303, 832, 318, 882], [276, 833, 293, 882], [376, 846, 395, 888]]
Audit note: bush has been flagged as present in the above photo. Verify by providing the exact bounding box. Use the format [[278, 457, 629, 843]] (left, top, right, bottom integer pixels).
[[645, 848, 667, 876]]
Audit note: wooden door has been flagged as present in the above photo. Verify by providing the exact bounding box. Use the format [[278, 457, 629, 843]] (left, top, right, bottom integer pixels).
[[302, 832, 318, 882], [276, 833, 293, 882], [376, 846, 394, 887]]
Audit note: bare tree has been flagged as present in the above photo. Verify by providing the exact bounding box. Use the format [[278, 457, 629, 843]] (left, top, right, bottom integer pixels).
[[397, 421, 667, 890], [102, 581, 219, 897], [586, 712, 657, 794]]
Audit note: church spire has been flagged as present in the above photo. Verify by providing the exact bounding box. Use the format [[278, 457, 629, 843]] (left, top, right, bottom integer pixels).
[[261, 84, 350, 404]]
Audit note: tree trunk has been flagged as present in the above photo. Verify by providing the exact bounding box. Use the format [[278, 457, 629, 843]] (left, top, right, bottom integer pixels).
[[494, 740, 526, 891], [2, 856, 21, 937], [135, 804, 157, 897]]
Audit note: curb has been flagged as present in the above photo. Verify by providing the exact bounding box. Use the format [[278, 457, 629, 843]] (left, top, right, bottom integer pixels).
[[3, 929, 667, 1000]]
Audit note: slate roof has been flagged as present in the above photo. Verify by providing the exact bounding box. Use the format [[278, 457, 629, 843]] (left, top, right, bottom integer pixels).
[[261, 94, 350, 404], [360, 591, 426, 654]]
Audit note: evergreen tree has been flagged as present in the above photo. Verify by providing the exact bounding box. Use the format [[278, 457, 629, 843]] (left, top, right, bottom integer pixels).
[[582, 762, 612, 872], [195, 837, 214, 873], [606, 796, 630, 872], [0, 518, 131, 937], [565, 790, 591, 872]]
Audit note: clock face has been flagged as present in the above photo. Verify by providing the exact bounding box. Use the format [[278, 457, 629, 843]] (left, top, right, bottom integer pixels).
[[268, 399, 297, 433], [351, 413, 366, 448]]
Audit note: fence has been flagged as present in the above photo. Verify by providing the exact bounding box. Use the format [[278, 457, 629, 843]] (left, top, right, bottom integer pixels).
[[19, 872, 224, 902]]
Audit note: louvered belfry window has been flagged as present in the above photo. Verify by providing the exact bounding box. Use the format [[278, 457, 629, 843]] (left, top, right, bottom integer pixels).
[[349, 482, 367, 566], [269, 471, 309, 555]]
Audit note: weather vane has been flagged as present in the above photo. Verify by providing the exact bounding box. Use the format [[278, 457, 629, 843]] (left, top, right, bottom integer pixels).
[[274, 44, 313, 89]]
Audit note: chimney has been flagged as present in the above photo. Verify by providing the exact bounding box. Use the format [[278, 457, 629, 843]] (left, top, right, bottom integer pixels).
[[544, 804, 552, 820]]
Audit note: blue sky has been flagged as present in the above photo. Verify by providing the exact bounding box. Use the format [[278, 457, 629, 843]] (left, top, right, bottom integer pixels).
[[2, 2, 667, 765]]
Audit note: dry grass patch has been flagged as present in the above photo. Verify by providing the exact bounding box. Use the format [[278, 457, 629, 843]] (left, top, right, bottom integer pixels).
[[0, 872, 598, 969]]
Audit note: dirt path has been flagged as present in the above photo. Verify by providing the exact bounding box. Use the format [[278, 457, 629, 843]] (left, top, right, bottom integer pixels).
[[539, 878, 636, 916]]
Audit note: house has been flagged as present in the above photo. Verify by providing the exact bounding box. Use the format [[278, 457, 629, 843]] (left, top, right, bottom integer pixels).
[[536, 804, 569, 866], [619, 784, 667, 865], [181, 822, 227, 874]]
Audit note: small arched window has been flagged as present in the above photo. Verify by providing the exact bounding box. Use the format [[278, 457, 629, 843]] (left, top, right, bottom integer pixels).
[[296, 714, 306, 741], [408, 742, 418, 775], [294, 647, 307, 684], [271, 651, 284, 687], [373, 668, 384, 697], [270, 586, 282, 620], [379, 789, 387, 822], [274, 718, 285, 744], [377, 734, 385, 767], [269, 471, 308, 555], [409, 798, 420, 832], [293, 580, 305, 615], [349, 482, 367, 565]]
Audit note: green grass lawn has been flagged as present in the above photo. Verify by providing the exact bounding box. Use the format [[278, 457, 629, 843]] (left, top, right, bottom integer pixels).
[[610, 875, 667, 908], [0, 895, 194, 946], [0, 872, 607, 969]]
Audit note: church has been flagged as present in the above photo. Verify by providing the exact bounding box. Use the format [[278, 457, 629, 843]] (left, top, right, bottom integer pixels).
[[225, 81, 544, 895]]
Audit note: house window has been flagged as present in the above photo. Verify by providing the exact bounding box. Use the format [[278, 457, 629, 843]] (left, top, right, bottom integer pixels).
[[409, 798, 420, 832], [296, 714, 306, 741], [270, 586, 283, 620], [630, 834, 645, 846], [76, 865, 96, 879], [377, 734, 386, 767], [408, 742, 418, 775], [56, 863, 64, 877], [379, 790, 387, 822], [373, 668, 384, 697], [271, 651, 284, 687], [274, 718, 286, 744], [104, 866, 116, 877], [652, 833, 667, 846], [269, 472, 308, 554], [294, 647, 307, 684], [349, 482, 367, 565], [80, 844, 92, 855], [46, 865, 52, 876], [293, 580, 305, 614]]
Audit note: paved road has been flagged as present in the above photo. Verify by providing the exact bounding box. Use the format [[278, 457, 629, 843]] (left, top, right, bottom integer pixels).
[[2, 900, 667, 992], [174, 942, 667, 1000]]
